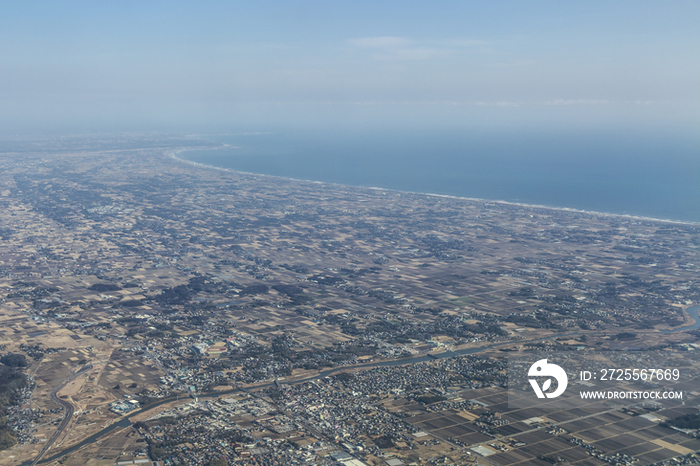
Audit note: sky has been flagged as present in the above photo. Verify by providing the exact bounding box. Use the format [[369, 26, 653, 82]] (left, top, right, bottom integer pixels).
[[0, 1, 698, 135]]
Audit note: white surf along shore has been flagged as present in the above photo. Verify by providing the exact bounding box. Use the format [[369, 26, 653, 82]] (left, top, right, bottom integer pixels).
[[166, 148, 700, 227]]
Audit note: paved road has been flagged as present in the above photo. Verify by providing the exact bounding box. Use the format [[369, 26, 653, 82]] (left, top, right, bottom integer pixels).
[[30, 312, 700, 465], [31, 364, 92, 466]]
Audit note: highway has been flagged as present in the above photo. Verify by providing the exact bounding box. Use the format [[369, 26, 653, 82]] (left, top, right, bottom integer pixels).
[[30, 364, 92, 466], [26, 312, 700, 465]]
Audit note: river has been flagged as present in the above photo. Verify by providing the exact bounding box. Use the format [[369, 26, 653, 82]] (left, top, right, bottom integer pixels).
[[26, 304, 700, 465]]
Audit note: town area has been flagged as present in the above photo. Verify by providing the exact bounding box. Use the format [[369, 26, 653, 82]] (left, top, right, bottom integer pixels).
[[0, 135, 699, 466]]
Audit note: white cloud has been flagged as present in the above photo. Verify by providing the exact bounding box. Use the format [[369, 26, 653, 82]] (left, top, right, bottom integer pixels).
[[473, 101, 522, 107], [346, 36, 413, 48], [346, 36, 489, 61], [482, 59, 538, 68], [545, 99, 610, 105], [494, 101, 521, 107], [441, 38, 490, 47], [330, 100, 524, 107], [374, 46, 445, 61]]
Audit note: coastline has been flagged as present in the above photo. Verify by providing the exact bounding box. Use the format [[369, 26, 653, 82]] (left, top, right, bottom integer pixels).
[[167, 147, 700, 227]]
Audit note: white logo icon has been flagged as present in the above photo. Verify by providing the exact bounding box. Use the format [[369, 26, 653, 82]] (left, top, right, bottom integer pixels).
[[528, 359, 568, 398]]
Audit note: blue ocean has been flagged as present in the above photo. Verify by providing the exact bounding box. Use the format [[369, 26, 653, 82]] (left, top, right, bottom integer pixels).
[[181, 129, 700, 223]]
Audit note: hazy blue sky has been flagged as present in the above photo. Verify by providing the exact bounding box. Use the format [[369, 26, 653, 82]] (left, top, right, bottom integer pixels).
[[1, 1, 698, 134]]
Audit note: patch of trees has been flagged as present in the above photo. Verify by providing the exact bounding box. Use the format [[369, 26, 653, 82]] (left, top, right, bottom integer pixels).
[[153, 276, 231, 305], [145, 328, 169, 339], [334, 372, 354, 382], [155, 284, 192, 304], [134, 417, 181, 430], [272, 284, 312, 305], [126, 326, 148, 338], [338, 316, 508, 342], [239, 284, 269, 296], [0, 417, 17, 451], [331, 344, 377, 357], [368, 289, 401, 304], [115, 316, 140, 325], [413, 307, 444, 315], [187, 276, 232, 294], [7, 285, 59, 300], [0, 353, 27, 368], [415, 394, 447, 404], [663, 412, 700, 430], [272, 284, 302, 296], [0, 365, 28, 451], [186, 315, 208, 327], [338, 267, 380, 278], [280, 263, 308, 274], [117, 299, 143, 307], [464, 322, 508, 336], [613, 332, 637, 340], [309, 275, 344, 286], [0, 366, 29, 396], [509, 287, 536, 298], [88, 283, 122, 292], [218, 429, 252, 444], [374, 434, 395, 449], [505, 314, 557, 329], [10, 281, 38, 288]]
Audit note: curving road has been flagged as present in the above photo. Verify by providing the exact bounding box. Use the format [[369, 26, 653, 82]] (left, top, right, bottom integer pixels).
[[31, 364, 92, 466], [27, 309, 700, 465]]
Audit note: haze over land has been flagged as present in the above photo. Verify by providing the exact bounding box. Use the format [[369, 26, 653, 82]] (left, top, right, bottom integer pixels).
[[0, 1, 698, 136]]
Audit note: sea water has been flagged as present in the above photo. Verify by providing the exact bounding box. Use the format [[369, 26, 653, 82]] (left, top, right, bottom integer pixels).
[[181, 129, 700, 223]]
